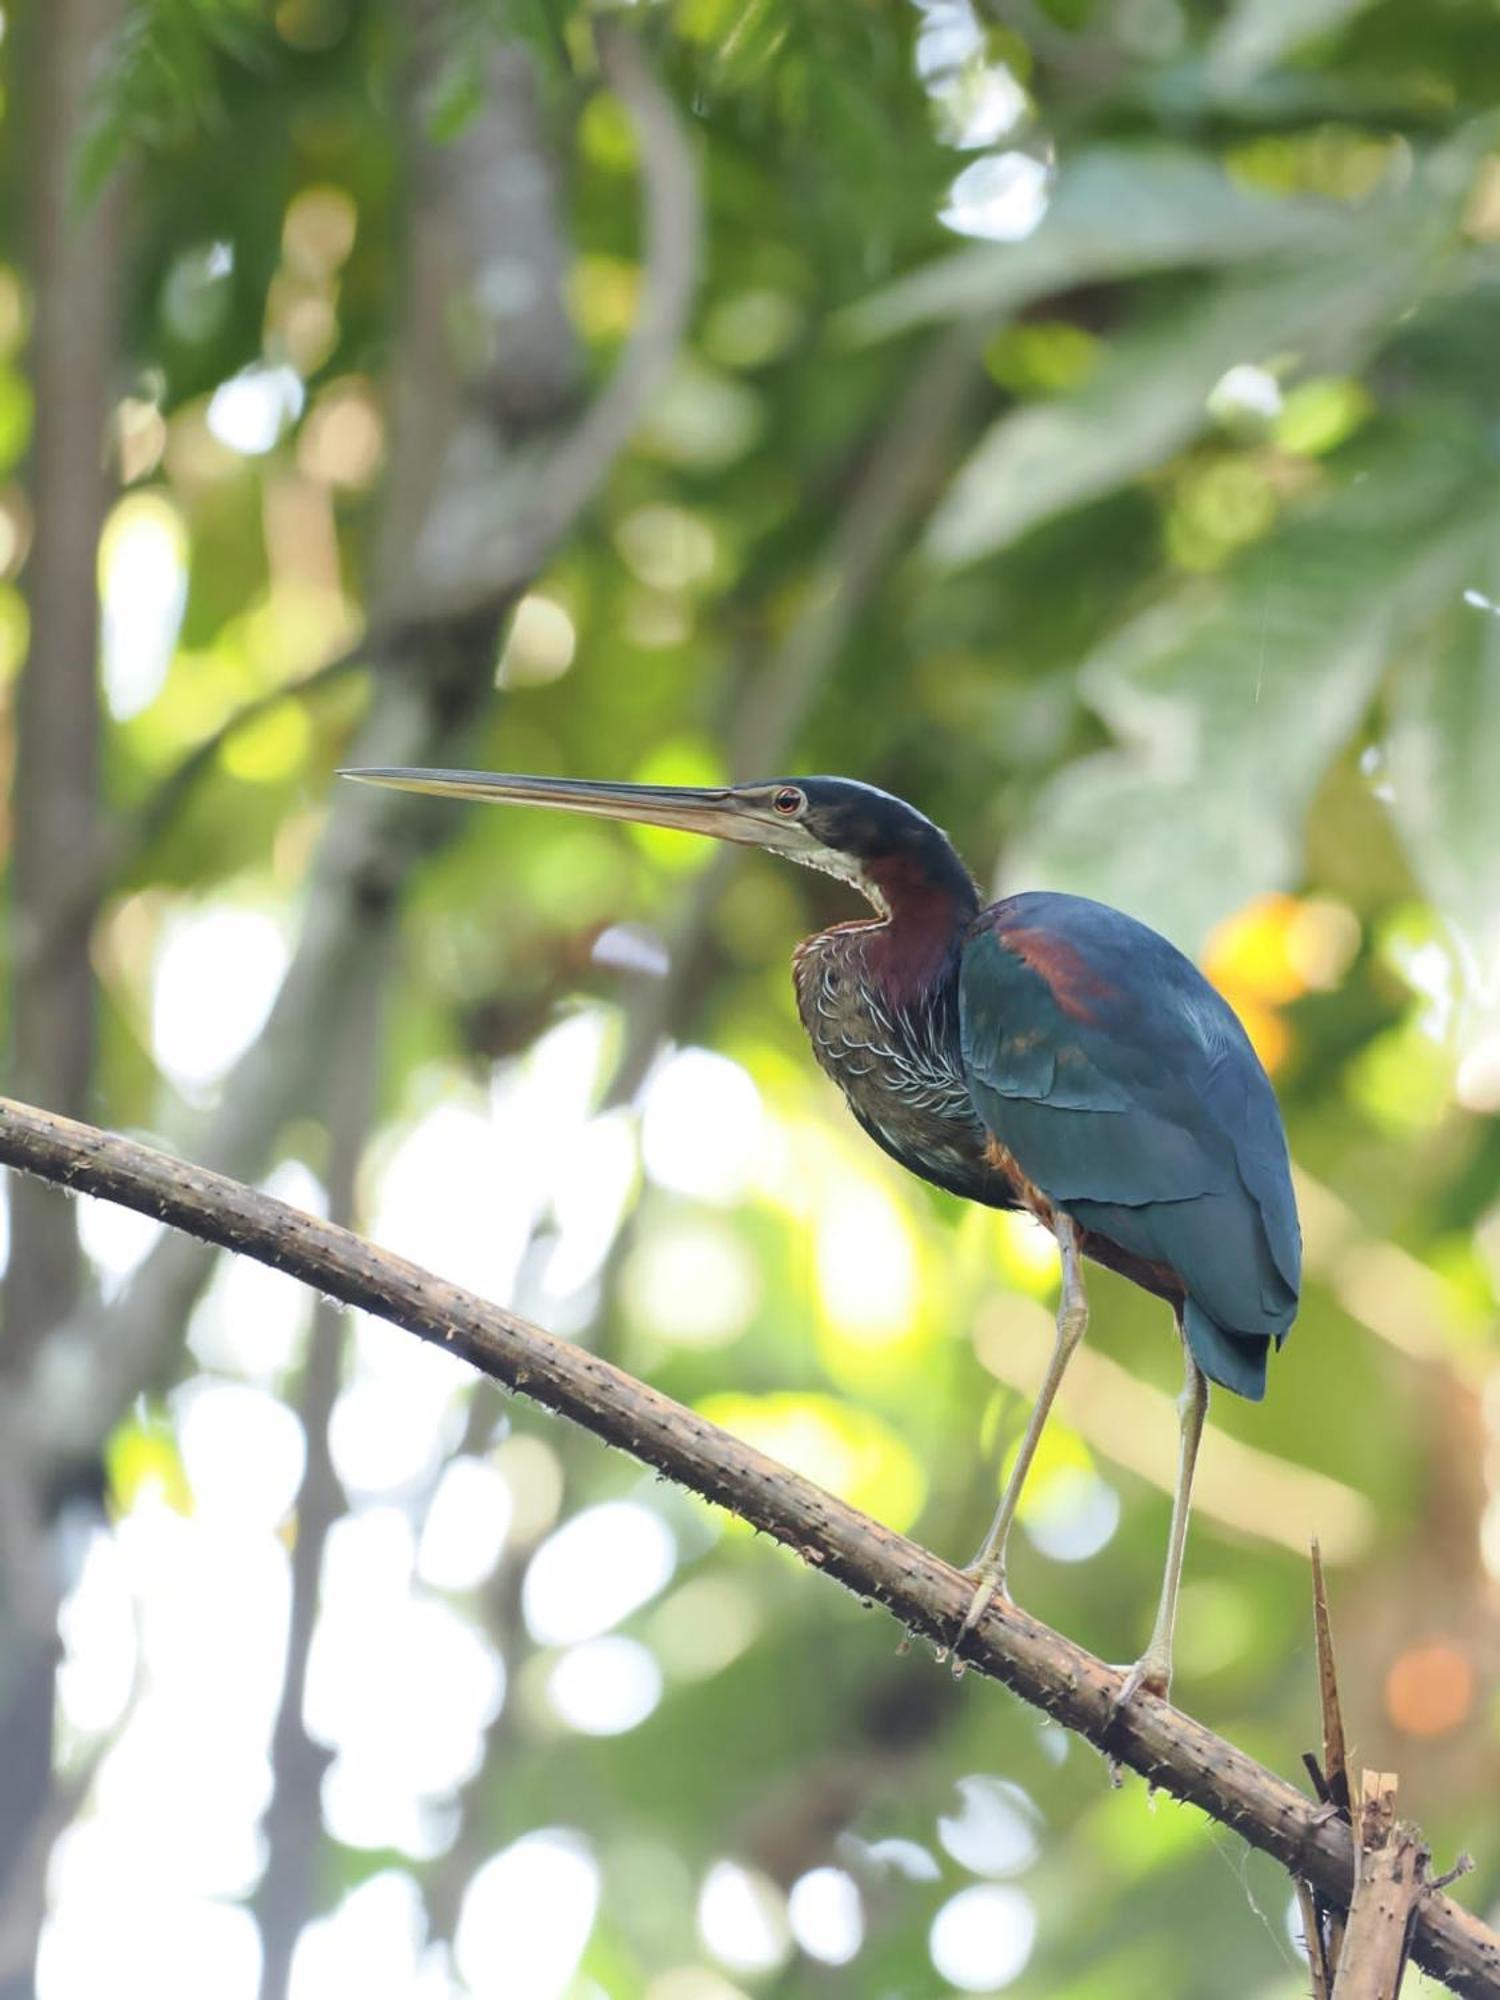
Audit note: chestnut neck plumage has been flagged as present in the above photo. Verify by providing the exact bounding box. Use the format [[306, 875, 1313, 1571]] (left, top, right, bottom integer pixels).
[[791, 836, 993, 1202], [846, 842, 982, 1008]]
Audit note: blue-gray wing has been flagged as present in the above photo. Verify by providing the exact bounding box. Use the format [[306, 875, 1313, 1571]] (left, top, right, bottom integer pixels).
[[959, 893, 1300, 1399]]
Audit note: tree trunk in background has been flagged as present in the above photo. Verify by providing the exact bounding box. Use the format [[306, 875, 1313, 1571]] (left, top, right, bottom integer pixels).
[[0, 0, 123, 1988]]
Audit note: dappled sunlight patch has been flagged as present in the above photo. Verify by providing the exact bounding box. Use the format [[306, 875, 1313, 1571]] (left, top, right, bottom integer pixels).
[[234, 578, 361, 682], [941, 152, 1051, 242], [616, 504, 722, 594], [694, 1392, 926, 1531], [547, 1635, 664, 1736], [543, 1108, 638, 1299], [297, 374, 384, 488], [498, 590, 578, 688], [1205, 892, 1312, 1008], [992, 1210, 1061, 1295], [648, 1575, 760, 1681], [1376, 904, 1464, 1038], [417, 1455, 513, 1592], [814, 1181, 920, 1346], [569, 251, 641, 339], [106, 1408, 192, 1517], [703, 287, 802, 369], [99, 490, 188, 719], [38, 1865, 260, 2000], [151, 901, 290, 1095], [370, 1091, 539, 1305], [173, 1377, 304, 1530], [206, 361, 304, 456], [495, 1433, 566, 1545], [787, 1866, 864, 1965], [938, 1775, 1041, 1877], [623, 1216, 764, 1350], [929, 1883, 1036, 1990], [287, 1871, 436, 2000], [187, 1161, 320, 1379], [697, 1860, 792, 1977], [522, 1501, 677, 1647], [641, 1047, 764, 1204], [850, 1834, 942, 1882], [1346, 1014, 1455, 1136], [638, 355, 764, 471], [218, 695, 313, 783], [330, 1315, 468, 1499], [1208, 893, 1356, 1020], [56, 1529, 138, 1741], [1001, 1424, 1104, 1539], [1020, 1460, 1120, 1564], [457, 1831, 599, 1999], [1273, 374, 1373, 457], [1204, 890, 1358, 1069], [309, 1516, 504, 1815]]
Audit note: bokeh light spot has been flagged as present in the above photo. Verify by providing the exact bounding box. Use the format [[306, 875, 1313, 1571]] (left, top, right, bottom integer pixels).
[[456, 1831, 599, 1999], [642, 1048, 764, 1204], [929, 1884, 1036, 1990], [938, 1776, 1041, 1877], [547, 1636, 663, 1735], [698, 1861, 792, 1976], [787, 1867, 864, 1965], [1384, 1641, 1475, 1738], [696, 1392, 926, 1531], [523, 1501, 677, 1646]]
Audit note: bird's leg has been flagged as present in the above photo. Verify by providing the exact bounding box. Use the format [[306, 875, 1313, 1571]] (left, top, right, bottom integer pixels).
[[958, 1212, 1088, 1642], [1115, 1327, 1209, 1709]]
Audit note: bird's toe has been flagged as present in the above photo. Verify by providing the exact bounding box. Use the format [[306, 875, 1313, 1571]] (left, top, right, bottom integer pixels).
[[1111, 1651, 1172, 1717], [956, 1563, 1011, 1642]]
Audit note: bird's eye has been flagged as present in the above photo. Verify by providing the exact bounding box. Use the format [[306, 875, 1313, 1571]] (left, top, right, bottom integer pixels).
[[772, 786, 805, 817]]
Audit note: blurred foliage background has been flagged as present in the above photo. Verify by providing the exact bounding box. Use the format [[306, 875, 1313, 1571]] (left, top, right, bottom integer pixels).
[[2, 0, 1500, 1995]]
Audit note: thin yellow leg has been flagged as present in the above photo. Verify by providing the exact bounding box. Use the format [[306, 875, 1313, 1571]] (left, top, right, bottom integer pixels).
[[958, 1213, 1088, 1642], [1116, 1325, 1209, 1707]]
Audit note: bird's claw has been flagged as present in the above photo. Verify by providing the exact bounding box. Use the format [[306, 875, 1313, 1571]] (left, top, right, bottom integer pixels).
[[1109, 1652, 1171, 1721], [953, 1563, 1009, 1665]]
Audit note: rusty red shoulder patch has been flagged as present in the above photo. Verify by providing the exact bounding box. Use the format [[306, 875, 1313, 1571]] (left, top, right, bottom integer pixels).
[[993, 923, 1113, 1025]]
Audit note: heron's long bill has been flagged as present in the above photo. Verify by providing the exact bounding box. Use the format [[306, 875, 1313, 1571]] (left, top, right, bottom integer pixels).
[[340, 767, 808, 854]]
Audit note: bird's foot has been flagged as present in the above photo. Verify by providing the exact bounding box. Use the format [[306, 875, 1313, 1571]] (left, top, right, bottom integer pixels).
[[948, 1560, 1010, 1676], [1110, 1649, 1171, 1719]]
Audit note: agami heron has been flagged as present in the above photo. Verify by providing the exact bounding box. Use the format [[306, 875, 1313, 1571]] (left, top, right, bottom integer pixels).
[[345, 769, 1301, 1701]]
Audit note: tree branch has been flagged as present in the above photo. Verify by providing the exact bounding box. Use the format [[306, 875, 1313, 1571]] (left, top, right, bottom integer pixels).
[[1333, 1776, 1426, 1998], [253, 940, 390, 2000], [400, 19, 701, 622], [1, 1095, 1497, 1999], [29, 18, 699, 1484]]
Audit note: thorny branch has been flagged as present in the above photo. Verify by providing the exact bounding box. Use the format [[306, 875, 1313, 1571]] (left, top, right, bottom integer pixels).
[[1, 1096, 1498, 2000]]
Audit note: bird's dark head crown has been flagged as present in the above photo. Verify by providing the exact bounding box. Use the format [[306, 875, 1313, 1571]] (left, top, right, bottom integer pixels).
[[746, 776, 980, 916]]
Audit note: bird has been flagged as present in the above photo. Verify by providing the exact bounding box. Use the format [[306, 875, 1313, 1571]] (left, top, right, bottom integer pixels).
[[344, 767, 1300, 1703]]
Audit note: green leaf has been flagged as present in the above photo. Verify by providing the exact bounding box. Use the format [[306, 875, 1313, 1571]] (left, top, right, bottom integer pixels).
[[846, 145, 1335, 345], [1009, 426, 1500, 946], [1206, 0, 1376, 96], [1384, 596, 1500, 952], [922, 143, 1479, 570]]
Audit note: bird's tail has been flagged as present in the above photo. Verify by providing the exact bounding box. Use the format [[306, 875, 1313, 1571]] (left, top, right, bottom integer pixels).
[[1181, 1297, 1271, 1401]]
